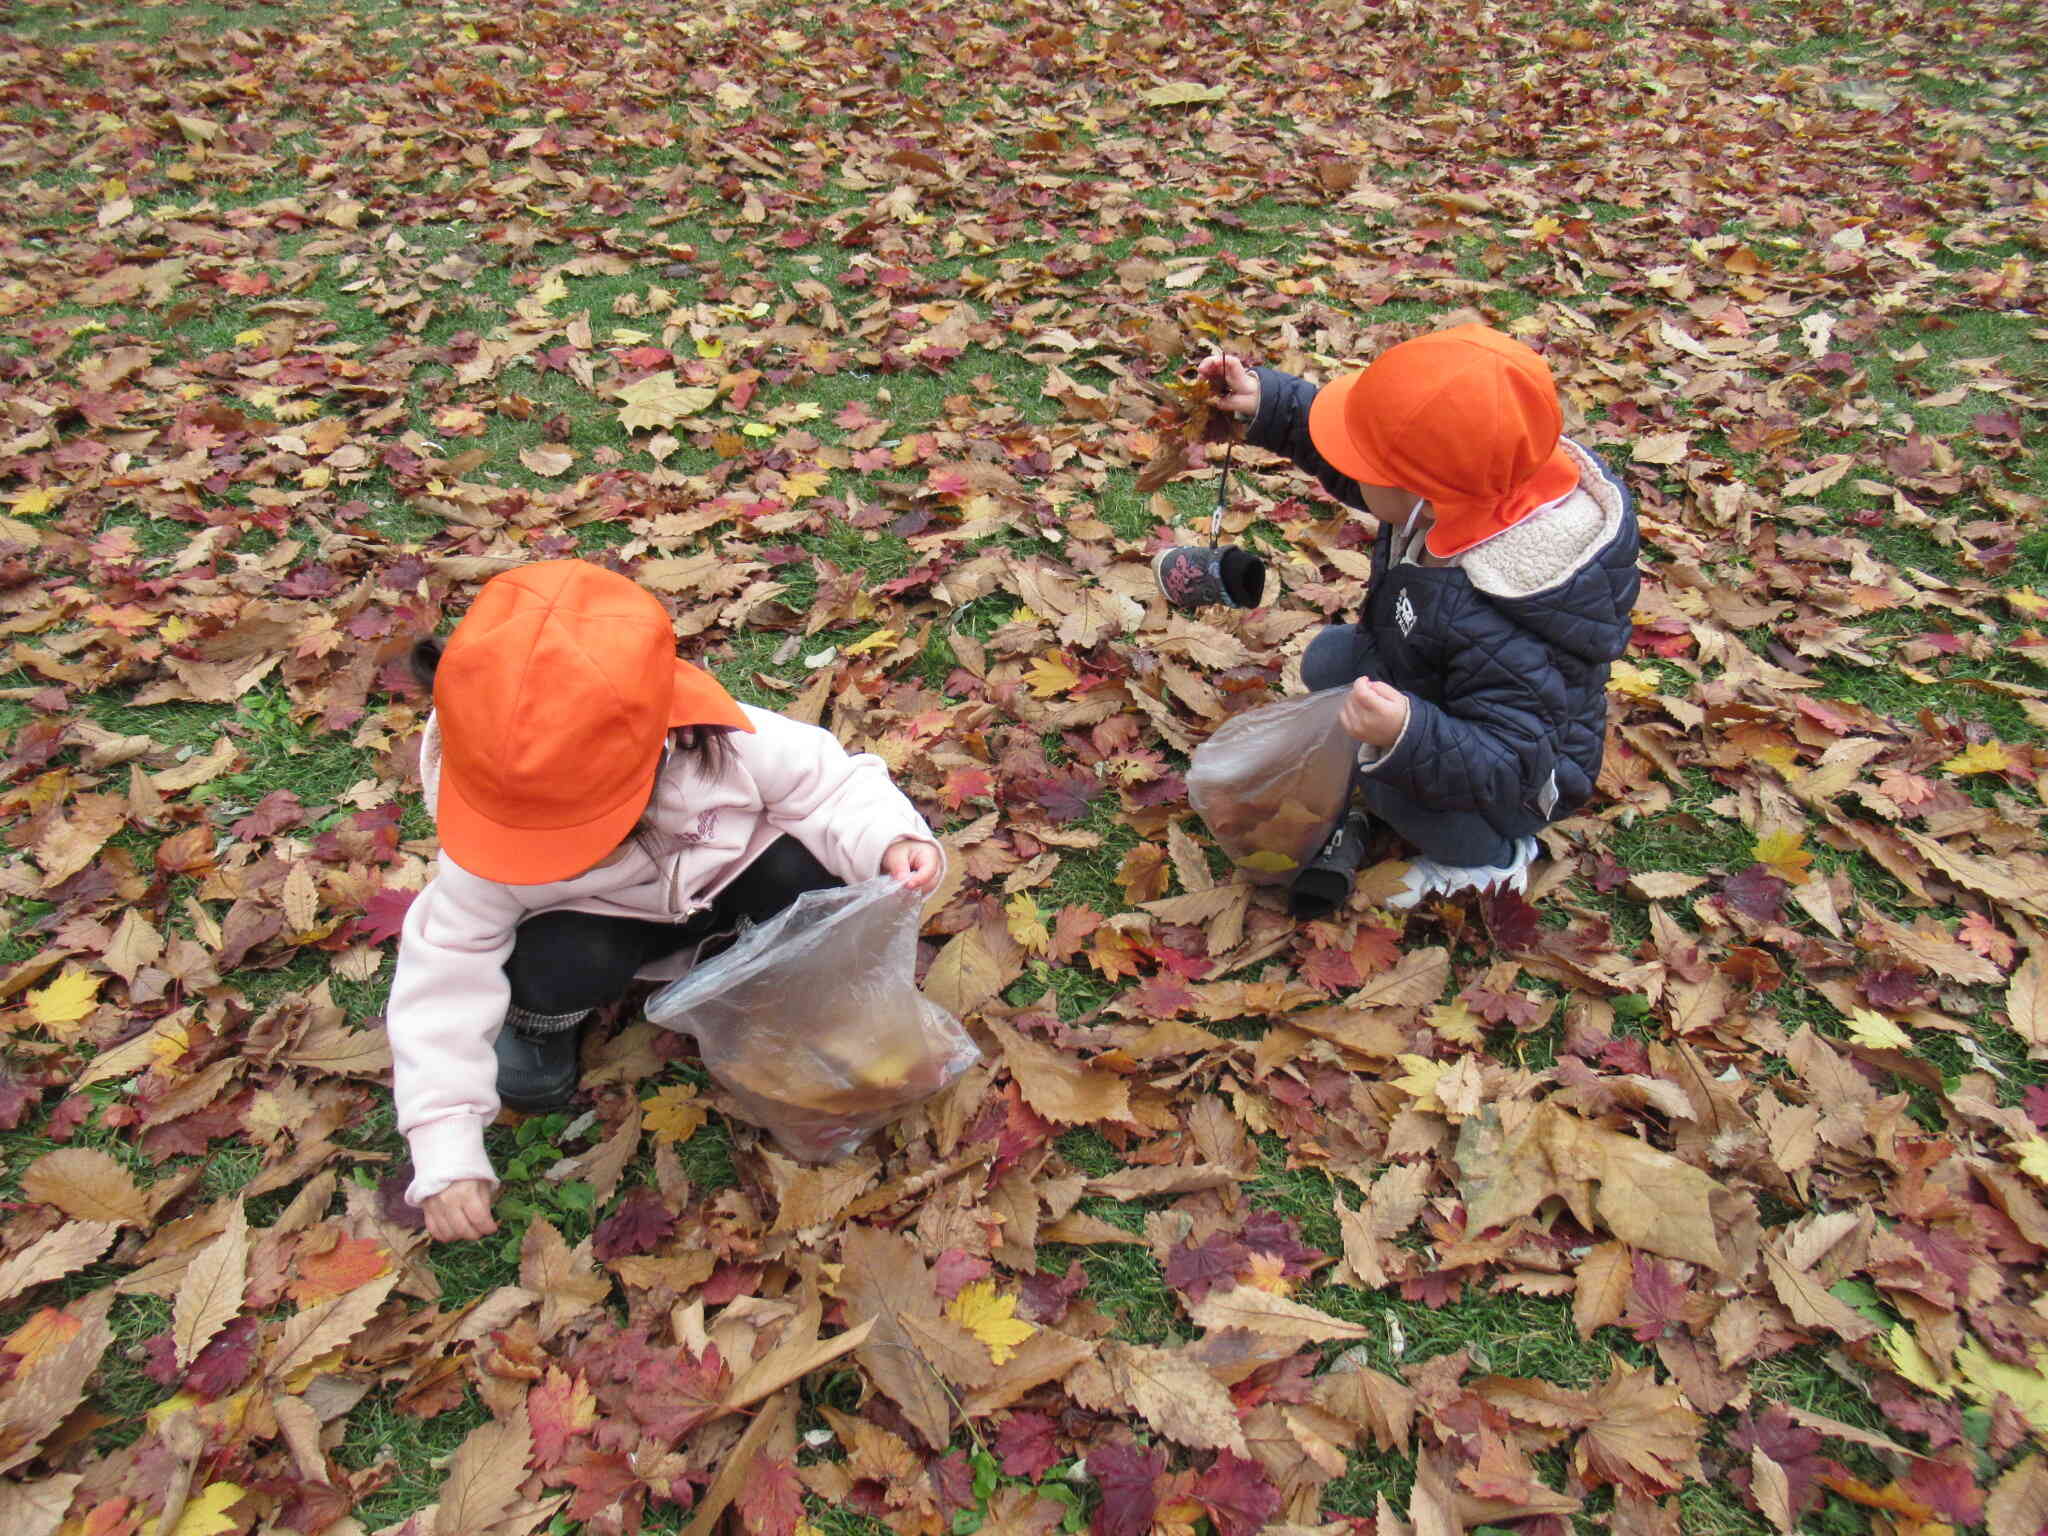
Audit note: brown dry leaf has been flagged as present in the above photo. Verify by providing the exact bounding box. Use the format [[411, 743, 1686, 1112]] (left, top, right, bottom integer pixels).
[[988, 1020, 1131, 1126], [0, 1471, 81, 1536], [434, 1403, 532, 1536], [20, 1148, 149, 1229], [1313, 1360, 1416, 1454], [264, 1271, 401, 1387], [924, 924, 1019, 1018], [1100, 1340, 1247, 1453], [1572, 1241, 1632, 1339], [1188, 1286, 1371, 1345], [1573, 1366, 1704, 1492], [1456, 1105, 1727, 1271], [2008, 949, 2047, 1051], [1989, 1453, 2048, 1536], [835, 1225, 951, 1448], [0, 1291, 114, 1475], [0, 1222, 119, 1307], [172, 1199, 248, 1368], [519, 1218, 609, 1340]]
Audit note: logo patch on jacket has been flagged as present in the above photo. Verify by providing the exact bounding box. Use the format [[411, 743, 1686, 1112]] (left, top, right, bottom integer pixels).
[[1394, 590, 1417, 637]]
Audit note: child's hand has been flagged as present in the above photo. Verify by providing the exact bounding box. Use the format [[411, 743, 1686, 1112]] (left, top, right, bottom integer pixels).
[[1196, 354, 1260, 418], [882, 838, 942, 894], [422, 1179, 498, 1243], [1341, 679, 1410, 750]]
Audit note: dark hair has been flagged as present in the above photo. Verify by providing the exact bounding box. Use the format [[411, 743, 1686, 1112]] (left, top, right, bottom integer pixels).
[[407, 635, 734, 774]]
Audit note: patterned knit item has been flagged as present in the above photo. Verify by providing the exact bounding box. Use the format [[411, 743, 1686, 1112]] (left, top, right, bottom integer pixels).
[[504, 1005, 588, 1038]]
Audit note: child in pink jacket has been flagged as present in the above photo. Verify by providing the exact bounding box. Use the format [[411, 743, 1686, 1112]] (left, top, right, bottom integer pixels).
[[387, 560, 943, 1243]]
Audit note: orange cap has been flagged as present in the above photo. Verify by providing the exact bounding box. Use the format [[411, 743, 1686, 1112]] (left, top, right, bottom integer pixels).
[[433, 560, 753, 885], [1307, 324, 1581, 558]]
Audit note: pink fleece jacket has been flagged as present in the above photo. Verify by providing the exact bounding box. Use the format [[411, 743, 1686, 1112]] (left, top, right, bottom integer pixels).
[[388, 703, 941, 1205]]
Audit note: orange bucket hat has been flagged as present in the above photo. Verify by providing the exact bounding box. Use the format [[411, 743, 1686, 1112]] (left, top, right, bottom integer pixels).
[[432, 560, 753, 885], [1307, 324, 1581, 558]]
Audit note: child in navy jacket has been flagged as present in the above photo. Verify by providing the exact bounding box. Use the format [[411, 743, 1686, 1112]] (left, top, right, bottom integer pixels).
[[1197, 325, 1640, 911]]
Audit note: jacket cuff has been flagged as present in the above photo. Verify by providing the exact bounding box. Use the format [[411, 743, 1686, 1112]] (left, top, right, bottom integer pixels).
[[1354, 698, 1414, 777], [1244, 366, 1298, 454], [404, 1113, 499, 1206]]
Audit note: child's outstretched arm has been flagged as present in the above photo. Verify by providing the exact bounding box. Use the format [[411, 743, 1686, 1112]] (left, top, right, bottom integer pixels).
[[740, 709, 944, 887], [387, 867, 524, 1234], [1200, 353, 1370, 514]]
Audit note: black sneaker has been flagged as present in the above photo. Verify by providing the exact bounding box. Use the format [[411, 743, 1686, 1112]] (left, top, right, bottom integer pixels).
[[1152, 544, 1268, 610], [495, 1016, 584, 1111], [1288, 810, 1372, 920]]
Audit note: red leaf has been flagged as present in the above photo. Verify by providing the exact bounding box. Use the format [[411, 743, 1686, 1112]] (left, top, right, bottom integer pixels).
[[1617, 1256, 1689, 1344], [1900, 1454, 1983, 1523], [1165, 1234, 1248, 1303], [736, 1455, 804, 1536], [1192, 1452, 1282, 1536], [933, 1249, 992, 1303], [591, 1189, 676, 1261], [1718, 865, 1787, 923], [942, 766, 994, 810], [1089, 1442, 1166, 1536], [997, 1411, 1062, 1479], [353, 887, 417, 946], [229, 789, 308, 841]]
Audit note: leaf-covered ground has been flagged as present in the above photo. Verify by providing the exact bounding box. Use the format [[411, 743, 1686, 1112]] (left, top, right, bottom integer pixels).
[[1, 0, 2045, 1532]]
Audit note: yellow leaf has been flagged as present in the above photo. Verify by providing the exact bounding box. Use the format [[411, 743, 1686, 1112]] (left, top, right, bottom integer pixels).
[[1845, 1009, 1912, 1052], [1529, 215, 1563, 239], [608, 327, 651, 345], [842, 627, 898, 657], [782, 470, 829, 500], [1752, 829, 1813, 885], [694, 333, 725, 359], [1427, 999, 1487, 1048], [2006, 588, 2048, 621], [29, 968, 101, 1029], [161, 614, 194, 643], [141, 1480, 246, 1536], [1237, 849, 1298, 874], [1140, 81, 1227, 107], [741, 422, 777, 438], [233, 328, 266, 346], [1391, 1054, 1446, 1111], [1957, 1341, 2048, 1433], [2017, 1137, 2048, 1187], [531, 272, 568, 307], [1022, 653, 1080, 699], [1606, 661, 1661, 699], [944, 1280, 1036, 1366], [641, 1085, 706, 1146], [9, 488, 57, 517], [1881, 1325, 1951, 1398], [1942, 741, 2013, 776], [1005, 892, 1050, 956]]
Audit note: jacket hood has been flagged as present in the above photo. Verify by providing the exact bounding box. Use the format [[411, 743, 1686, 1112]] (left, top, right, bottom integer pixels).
[[1458, 439, 1639, 664]]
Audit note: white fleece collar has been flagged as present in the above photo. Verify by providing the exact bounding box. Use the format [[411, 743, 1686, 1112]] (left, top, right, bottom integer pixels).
[[1457, 439, 1626, 601]]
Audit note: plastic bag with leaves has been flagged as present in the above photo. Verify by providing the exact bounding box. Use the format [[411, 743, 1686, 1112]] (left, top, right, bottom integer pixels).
[[643, 876, 978, 1163], [1186, 687, 1355, 885]]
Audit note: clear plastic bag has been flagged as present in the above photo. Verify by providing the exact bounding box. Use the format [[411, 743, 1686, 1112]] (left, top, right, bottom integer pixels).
[[1186, 687, 1355, 885], [644, 876, 979, 1163]]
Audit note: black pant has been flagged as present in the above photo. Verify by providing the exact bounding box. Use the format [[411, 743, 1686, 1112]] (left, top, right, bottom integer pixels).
[[503, 836, 841, 1015], [1302, 623, 1522, 869]]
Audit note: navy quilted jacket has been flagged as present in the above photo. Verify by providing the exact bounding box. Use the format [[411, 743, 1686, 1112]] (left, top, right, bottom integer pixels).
[[1249, 367, 1641, 841]]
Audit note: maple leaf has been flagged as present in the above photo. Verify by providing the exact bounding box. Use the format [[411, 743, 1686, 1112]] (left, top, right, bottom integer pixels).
[[285, 1232, 389, 1306], [1719, 865, 1788, 923], [28, 968, 100, 1030], [997, 1410, 1063, 1479], [1573, 1366, 1704, 1493], [932, 1249, 992, 1302], [615, 371, 717, 432], [1428, 999, 1487, 1047], [1752, 829, 1814, 886], [1958, 911, 2018, 968], [1022, 653, 1080, 699], [942, 765, 994, 809], [945, 1280, 1035, 1365], [527, 1366, 597, 1469], [1005, 891, 1051, 955], [1617, 1256, 1690, 1343], [1844, 1008, 1912, 1052], [735, 1455, 805, 1536], [1192, 1452, 1280, 1536], [641, 1084, 706, 1145], [147, 1482, 245, 1536], [591, 1188, 676, 1261], [1088, 1442, 1166, 1536], [1942, 740, 2013, 776], [1166, 1233, 1249, 1303]]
